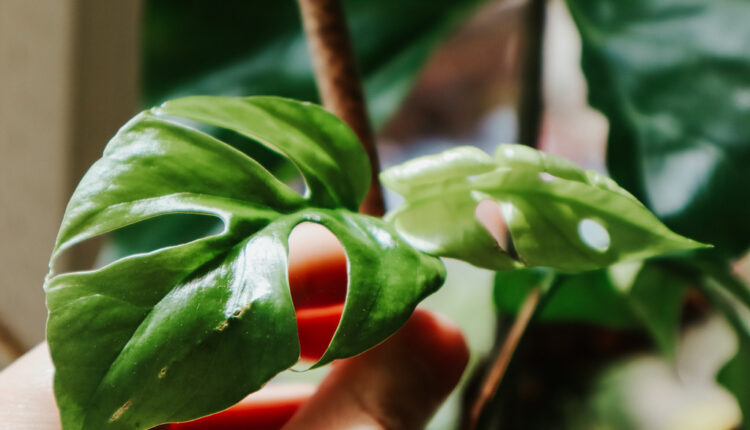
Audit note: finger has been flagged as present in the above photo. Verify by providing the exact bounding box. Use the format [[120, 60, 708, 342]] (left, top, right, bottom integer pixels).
[[0, 343, 60, 429], [169, 384, 315, 430], [283, 309, 469, 430]]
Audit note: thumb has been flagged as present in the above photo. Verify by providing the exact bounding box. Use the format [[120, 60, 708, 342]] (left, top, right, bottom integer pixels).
[[283, 310, 469, 430]]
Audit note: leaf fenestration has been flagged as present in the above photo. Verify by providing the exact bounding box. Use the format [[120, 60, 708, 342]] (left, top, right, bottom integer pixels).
[[45, 96, 444, 430], [383, 145, 707, 272]]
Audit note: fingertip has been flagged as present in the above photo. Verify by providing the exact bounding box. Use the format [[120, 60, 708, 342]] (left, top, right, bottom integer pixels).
[[285, 310, 469, 430], [0, 343, 60, 428], [396, 309, 470, 396]]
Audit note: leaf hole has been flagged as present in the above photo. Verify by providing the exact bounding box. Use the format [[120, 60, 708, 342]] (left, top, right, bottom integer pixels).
[[539, 172, 558, 182], [475, 199, 510, 252], [158, 367, 167, 379], [578, 218, 610, 252], [288, 222, 348, 361], [167, 116, 308, 198], [54, 213, 223, 275]]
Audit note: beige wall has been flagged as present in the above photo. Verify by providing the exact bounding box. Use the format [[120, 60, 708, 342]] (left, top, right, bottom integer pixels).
[[0, 0, 141, 366]]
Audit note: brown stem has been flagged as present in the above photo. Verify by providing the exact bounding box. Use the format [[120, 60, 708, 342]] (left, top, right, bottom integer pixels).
[[297, 0, 385, 216], [466, 288, 542, 429], [464, 1, 548, 423], [518, 0, 546, 148], [0, 315, 26, 363]]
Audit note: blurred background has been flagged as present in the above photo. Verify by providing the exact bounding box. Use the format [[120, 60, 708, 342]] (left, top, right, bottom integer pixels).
[[1, 0, 749, 429]]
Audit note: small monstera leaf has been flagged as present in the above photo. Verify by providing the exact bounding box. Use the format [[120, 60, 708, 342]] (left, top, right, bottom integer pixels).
[[382, 144, 707, 272], [44, 96, 445, 430]]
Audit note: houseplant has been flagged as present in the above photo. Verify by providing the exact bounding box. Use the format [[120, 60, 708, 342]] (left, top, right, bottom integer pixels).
[[42, 2, 747, 426], [44, 94, 705, 429]]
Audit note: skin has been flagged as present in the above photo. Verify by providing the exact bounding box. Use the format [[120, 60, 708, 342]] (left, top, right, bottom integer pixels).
[[0, 223, 469, 429]]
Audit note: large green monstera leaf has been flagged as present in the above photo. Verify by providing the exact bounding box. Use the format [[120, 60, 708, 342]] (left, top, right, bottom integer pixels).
[[382, 144, 706, 272], [44, 96, 445, 430]]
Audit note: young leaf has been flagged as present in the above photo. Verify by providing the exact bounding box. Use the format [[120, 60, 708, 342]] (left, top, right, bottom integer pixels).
[[382, 147, 518, 270], [143, 0, 485, 126], [44, 96, 445, 430], [382, 144, 707, 272]]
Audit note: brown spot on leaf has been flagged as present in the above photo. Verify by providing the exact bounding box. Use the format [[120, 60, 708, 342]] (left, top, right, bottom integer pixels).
[[109, 400, 131, 422]]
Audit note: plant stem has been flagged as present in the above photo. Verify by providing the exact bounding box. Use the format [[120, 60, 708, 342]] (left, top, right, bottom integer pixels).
[[466, 287, 541, 429], [464, 1, 547, 424], [464, 1, 547, 425], [297, 0, 385, 216], [0, 316, 25, 363], [518, 0, 546, 148]]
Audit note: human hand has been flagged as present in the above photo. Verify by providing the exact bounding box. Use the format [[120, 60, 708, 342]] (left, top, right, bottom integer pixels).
[[0, 223, 468, 429]]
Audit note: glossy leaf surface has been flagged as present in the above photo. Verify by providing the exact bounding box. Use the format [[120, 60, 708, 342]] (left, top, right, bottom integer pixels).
[[382, 144, 706, 272], [44, 96, 444, 430], [567, 0, 750, 258]]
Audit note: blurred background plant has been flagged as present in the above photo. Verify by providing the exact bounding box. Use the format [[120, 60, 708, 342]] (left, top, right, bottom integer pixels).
[[1, 0, 748, 428]]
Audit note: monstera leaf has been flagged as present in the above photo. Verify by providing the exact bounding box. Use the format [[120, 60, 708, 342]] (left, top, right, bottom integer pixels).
[[44, 96, 445, 430], [566, 0, 750, 258], [382, 144, 707, 272]]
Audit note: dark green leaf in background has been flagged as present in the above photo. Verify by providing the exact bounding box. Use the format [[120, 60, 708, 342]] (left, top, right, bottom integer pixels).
[[567, 0, 750, 258], [494, 261, 687, 358], [718, 337, 750, 424], [45, 96, 444, 430], [697, 260, 750, 421], [142, 0, 485, 126], [610, 261, 686, 358], [495, 269, 634, 328]]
